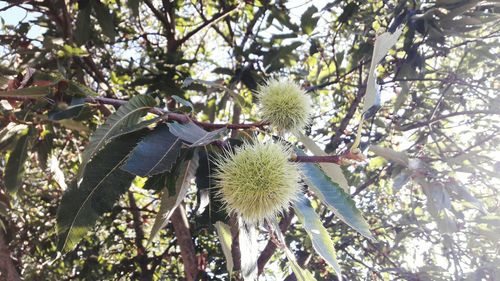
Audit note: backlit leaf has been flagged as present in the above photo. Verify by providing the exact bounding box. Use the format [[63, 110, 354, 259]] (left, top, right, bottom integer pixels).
[[294, 196, 341, 279], [297, 149, 374, 240], [300, 6, 319, 35], [363, 25, 404, 118], [214, 221, 234, 276], [296, 132, 350, 192]]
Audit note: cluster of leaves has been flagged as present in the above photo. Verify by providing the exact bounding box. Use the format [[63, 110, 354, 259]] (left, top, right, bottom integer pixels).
[[1, 0, 499, 280]]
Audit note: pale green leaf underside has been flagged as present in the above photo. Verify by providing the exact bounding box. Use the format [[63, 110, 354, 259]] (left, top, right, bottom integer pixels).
[[296, 149, 374, 240], [214, 221, 234, 276], [296, 132, 350, 192], [272, 221, 317, 281], [294, 196, 342, 279]]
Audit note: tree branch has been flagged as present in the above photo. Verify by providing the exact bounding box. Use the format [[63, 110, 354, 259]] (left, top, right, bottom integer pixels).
[[0, 229, 21, 281], [176, 5, 239, 46], [257, 209, 294, 275], [127, 192, 152, 281], [229, 214, 241, 272], [170, 205, 199, 281], [396, 110, 500, 131], [325, 85, 366, 153]]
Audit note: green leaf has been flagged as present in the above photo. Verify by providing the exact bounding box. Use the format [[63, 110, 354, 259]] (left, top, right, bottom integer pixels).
[[272, 221, 317, 281], [56, 132, 144, 252], [297, 149, 374, 240], [300, 6, 319, 35], [338, 2, 358, 23], [446, 182, 487, 214], [369, 145, 409, 166], [78, 95, 156, 178], [0, 123, 27, 150], [0, 86, 52, 98], [74, 3, 92, 45], [294, 196, 341, 279], [127, 0, 140, 17], [239, 223, 258, 280], [363, 26, 404, 118], [121, 124, 182, 177], [92, 0, 117, 41], [48, 97, 86, 121], [214, 221, 234, 277], [168, 121, 228, 147], [296, 132, 350, 192], [171, 95, 194, 113], [4, 128, 32, 194], [148, 150, 199, 243], [271, 7, 299, 32], [67, 81, 98, 97], [420, 180, 457, 234]]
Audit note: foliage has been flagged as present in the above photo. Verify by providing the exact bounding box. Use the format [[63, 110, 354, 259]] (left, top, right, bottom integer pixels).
[[0, 1, 499, 280]]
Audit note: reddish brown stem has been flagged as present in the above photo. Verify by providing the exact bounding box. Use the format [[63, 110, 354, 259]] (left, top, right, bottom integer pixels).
[[293, 155, 342, 164], [3, 96, 361, 164]]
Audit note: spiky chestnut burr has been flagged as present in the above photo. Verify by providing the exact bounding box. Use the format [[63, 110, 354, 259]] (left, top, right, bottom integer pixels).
[[257, 78, 312, 134], [214, 141, 300, 224]]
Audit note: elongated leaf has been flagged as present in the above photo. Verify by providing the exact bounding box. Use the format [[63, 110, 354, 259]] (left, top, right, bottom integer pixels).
[[171, 95, 194, 112], [272, 221, 317, 281], [294, 196, 342, 279], [49, 154, 67, 190], [121, 124, 182, 177], [300, 5, 319, 35], [74, 2, 92, 45], [92, 0, 117, 41], [127, 0, 140, 17], [363, 25, 404, 118], [110, 117, 160, 141], [369, 145, 409, 166], [214, 221, 234, 276], [48, 97, 86, 121], [67, 81, 98, 97], [148, 151, 199, 243], [0, 86, 52, 98], [168, 121, 227, 147], [447, 182, 487, 213], [79, 95, 156, 178], [297, 149, 374, 240], [0, 123, 27, 150], [296, 132, 349, 192], [239, 222, 258, 281], [420, 179, 457, 234], [56, 132, 143, 251], [4, 129, 31, 194]]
